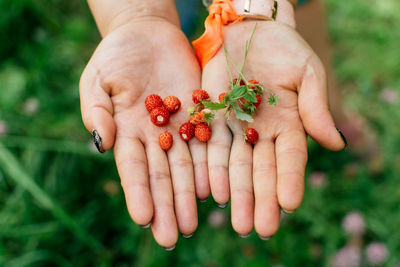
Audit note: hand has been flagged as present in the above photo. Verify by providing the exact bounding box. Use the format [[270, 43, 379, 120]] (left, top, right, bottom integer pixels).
[[79, 16, 205, 248], [202, 21, 346, 238]]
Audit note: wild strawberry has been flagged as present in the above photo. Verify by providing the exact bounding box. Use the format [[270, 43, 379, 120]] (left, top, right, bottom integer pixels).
[[163, 96, 181, 113], [179, 122, 195, 141], [218, 93, 227, 102], [254, 94, 262, 108], [245, 128, 259, 144], [150, 107, 170, 127], [189, 112, 204, 125], [238, 98, 247, 110], [192, 89, 210, 104], [189, 109, 215, 125], [248, 80, 259, 89], [195, 123, 212, 142], [159, 131, 173, 151], [145, 94, 163, 112], [232, 78, 245, 86]]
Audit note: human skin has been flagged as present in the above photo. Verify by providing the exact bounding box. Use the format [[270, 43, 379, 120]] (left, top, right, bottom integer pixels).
[[201, 1, 346, 238], [80, 0, 345, 247], [80, 0, 206, 248]]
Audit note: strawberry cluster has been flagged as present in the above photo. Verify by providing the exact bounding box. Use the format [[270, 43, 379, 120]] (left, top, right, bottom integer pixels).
[[144, 89, 215, 151], [201, 77, 279, 145], [145, 24, 280, 149], [145, 94, 181, 151], [180, 89, 213, 143], [146, 94, 181, 127], [203, 77, 278, 123]]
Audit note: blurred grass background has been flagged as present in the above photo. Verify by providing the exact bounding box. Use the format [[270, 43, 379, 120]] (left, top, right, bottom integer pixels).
[[0, 0, 399, 266]]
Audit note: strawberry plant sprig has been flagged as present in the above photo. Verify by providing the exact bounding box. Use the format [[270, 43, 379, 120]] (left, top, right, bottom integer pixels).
[[202, 23, 279, 123]]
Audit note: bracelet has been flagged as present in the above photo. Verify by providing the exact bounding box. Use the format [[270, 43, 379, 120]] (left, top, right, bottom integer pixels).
[[235, 0, 278, 21], [203, 0, 277, 20], [203, 0, 296, 10]]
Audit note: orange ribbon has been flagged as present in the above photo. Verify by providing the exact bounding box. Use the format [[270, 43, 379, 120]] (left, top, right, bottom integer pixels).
[[192, 0, 244, 69]]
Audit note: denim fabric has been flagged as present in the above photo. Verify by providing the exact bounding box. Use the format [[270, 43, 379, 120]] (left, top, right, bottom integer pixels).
[[298, 0, 309, 5], [176, 0, 202, 36]]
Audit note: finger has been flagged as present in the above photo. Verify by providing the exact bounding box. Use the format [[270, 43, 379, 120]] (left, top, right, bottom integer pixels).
[[188, 140, 210, 201], [202, 54, 232, 206], [146, 142, 178, 248], [114, 136, 153, 227], [253, 138, 280, 238], [229, 135, 254, 235], [208, 120, 232, 206], [168, 138, 198, 236], [275, 129, 308, 212], [79, 68, 116, 151], [298, 56, 346, 151]]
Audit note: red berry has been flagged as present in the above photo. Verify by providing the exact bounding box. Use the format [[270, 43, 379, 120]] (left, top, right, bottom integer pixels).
[[238, 98, 247, 110], [163, 96, 181, 113], [189, 112, 205, 125], [179, 123, 195, 141], [248, 80, 259, 89], [245, 128, 259, 144], [233, 78, 245, 86], [254, 94, 262, 108], [192, 89, 210, 104], [195, 123, 212, 142], [150, 107, 170, 127], [159, 131, 173, 151], [218, 93, 227, 102], [145, 94, 163, 112]]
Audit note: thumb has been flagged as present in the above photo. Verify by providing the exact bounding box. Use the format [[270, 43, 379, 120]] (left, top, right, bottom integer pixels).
[[298, 56, 346, 151], [79, 69, 116, 152]]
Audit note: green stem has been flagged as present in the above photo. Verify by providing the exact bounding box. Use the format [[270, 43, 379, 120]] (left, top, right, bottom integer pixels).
[[222, 44, 233, 83], [223, 46, 248, 84], [239, 23, 258, 82], [224, 23, 258, 86]]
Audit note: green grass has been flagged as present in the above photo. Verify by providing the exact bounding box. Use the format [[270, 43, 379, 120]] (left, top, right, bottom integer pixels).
[[0, 0, 399, 266]]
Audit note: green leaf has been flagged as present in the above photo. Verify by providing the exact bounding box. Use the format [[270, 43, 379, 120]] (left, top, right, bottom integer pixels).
[[202, 101, 226, 110], [244, 92, 257, 103], [229, 85, 247, 99], [230, 102, 254, 122], [235, 111, 254, 122]]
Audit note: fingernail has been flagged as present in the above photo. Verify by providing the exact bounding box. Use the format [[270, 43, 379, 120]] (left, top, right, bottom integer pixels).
[[163, 244, 176, 251], [281, 208, 295, 214], [258, 235, 272, 241], [217, 203, 228, 209], [238, 233, 251, 238], [139, 220, 152, 229], [199, 198, 208, 203], [181, 233, 194, 238], [92, 129, 105, 153], [336, 128, 348, 148]]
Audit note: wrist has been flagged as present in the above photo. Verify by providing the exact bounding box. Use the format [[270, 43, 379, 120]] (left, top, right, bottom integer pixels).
[[229, 0, 296, 28], [88, 0, 179, 37]]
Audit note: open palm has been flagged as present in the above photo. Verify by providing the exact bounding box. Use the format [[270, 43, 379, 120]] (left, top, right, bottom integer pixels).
[[80, 19, 205, 248], [202, 21, 345, 238]]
